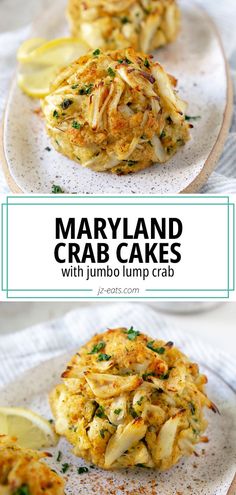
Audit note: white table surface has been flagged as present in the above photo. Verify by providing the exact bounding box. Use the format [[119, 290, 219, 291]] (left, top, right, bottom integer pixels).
[[0, 302, 235, 358]]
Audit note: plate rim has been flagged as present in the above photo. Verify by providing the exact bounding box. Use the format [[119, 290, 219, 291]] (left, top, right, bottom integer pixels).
[[0, 7, 233, 194]]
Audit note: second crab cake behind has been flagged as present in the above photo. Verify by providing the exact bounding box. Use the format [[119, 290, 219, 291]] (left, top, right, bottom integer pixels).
[[42, 48, 190, 175], [67, 0, 180, 52]]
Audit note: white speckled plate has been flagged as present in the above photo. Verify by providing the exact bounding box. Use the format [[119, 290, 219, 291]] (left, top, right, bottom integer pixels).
[[0, 353, 236, 495], [1, 0, 233, 194]]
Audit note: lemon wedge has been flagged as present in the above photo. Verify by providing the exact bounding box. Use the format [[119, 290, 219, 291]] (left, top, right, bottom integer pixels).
[[17, 37, 89, 98], [18, 66, 60, 98], [0, 406, 58, 449], [17, 37, 47, 63]]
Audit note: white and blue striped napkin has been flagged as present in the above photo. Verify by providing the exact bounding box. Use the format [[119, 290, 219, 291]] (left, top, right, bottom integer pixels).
[[0, 303, 235, 391]]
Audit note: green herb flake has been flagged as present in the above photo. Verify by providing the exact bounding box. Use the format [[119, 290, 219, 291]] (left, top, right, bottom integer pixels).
[[56, 451, 62, 462], [61, 463, 70, 474], [52, 184, 64, 194], [53, 110, 59, 118], [96, 405, 106, 418], [189, 402, 196, 415], [185, 115, 201, 121], [100, 429, 108, 439], [93, 49, 101, 56], [125, 326, 140, 341], [107, 67, 116, 78], [114, 408, 122, 415], [72, 121, 81, 129], [160, 130, 166, 139], [129, 407, 138, 419], [89, 341, 105, 354], [147, 341, 165, 355], [60, 99, 73, 110], [79, 83, 94, 95], [117, 58, 131, 64], [78, 466, 89, 474], [144, 58, 150, 68], [136, 396, 144, 406], [97, 353, 111, 361], [159, 372, 170, 380], [71, 84, 79, 89], [13, 486, 30, 495], [142, 372, 155, 380], [121, 16, 130, 24]]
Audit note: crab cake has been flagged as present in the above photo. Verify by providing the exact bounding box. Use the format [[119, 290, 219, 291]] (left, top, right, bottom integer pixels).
[[67, 0, 180, 52], [0, 436, 65, 495], [50, 328, 217, 470], [42, 48, 190, 175]]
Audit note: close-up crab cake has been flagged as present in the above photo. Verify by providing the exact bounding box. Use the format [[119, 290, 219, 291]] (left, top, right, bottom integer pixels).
[[50, 328, 217, 471], [0, 436, 65, 495], [67, 0, 180, 52], [42, 48, 190, 175]]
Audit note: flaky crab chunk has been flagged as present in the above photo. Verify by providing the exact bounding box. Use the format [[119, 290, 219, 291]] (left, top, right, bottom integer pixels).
[[67, 0, 180, 52], [50, 328, 217, 470]]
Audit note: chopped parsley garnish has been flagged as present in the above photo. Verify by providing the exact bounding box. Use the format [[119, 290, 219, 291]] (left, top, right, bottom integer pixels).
[[127, 160, 138, 167], [52, 184, 64, 194], [159, 371, 170, 380], [53, 110, 59, 118], [45, 146, 51, 152], [60, 99, 73, 110], [89, 341, 105, 354], [144, 58, 150, 68], [72, 121, 82, 129], [56, 451, 62, 462], [121, 16, 130, 24], [118, 57, 132, 65], [125, 326, 140, 341], [78, 466, 89, 474], [136, 396, 144, 406], [49, 418, 54, 424], [147, 341, 165, 355], [100, 429, 108, 438], [114, 408, 122, 415], [96, 405, 106, 418], [160, 130, 166, 139], [72, 84, 79, 89], [130, 407, 138, 418], [108, 67, 116, 78], [79, 83, 94, 95], [98, 353, 111, 361], [61, 463, 70, 473], [142, 372, 155, 380], [13, 486, 30, 495], [93, 49, 101, 56], [185, 115, 201, 121], [189, 402, 196, 415]]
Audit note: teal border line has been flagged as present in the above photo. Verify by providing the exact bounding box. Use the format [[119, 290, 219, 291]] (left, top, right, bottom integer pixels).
[[2, 196, 235, 299]]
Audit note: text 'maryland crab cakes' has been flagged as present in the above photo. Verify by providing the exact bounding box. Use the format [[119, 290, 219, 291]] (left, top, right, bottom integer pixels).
[[42, 48, 191, 175], [50, 328, 218, 471], [0, 436, 65, 495], [67, 0, 180, 52]]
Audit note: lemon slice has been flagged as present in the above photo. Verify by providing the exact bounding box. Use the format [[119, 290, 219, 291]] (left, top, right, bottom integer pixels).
[[17, 37, 47, 63], [0, 406, 58, 449], [17, 37, 89, 98], [18, 66, 59, 98], [18, 37, 89, 65]]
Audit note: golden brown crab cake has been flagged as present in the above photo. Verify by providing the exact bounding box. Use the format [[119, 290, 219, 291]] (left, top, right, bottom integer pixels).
[[42, 48, 190, 174], [0, 436, 65, 495], [50, 328, 217, 471], [67, 0, 180, 52]]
